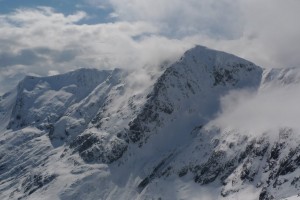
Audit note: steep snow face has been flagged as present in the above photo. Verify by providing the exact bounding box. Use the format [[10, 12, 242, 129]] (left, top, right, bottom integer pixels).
[[7, 68, 112, 131], [0, 66, 152, 199], [49, 68, 128, 143], [1, 46, 300, 200], [51, 68, 156, 163]]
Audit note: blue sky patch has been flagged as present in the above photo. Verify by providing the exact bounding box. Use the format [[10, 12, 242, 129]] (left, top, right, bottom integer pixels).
[[0, 0, 114, 24]]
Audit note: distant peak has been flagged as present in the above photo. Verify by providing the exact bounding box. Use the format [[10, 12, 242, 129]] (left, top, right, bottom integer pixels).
[[193, 45, 209, 50], [185, 45, 236, 58], [16, 68, 113, 94]]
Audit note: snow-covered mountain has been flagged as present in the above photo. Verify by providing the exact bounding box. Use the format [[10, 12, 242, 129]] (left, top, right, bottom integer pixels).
[[0, 45, 299, 200]]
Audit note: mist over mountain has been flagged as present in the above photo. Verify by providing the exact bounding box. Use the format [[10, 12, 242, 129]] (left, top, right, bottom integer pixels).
[[1, 46, 300, 200]]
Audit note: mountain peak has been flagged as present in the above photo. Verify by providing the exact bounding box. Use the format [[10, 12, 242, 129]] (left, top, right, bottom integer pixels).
[[181, 45, 255, 69]]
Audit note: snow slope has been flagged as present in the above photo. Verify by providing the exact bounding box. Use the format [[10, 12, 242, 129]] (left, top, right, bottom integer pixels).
[[0, 45, 300, 200]]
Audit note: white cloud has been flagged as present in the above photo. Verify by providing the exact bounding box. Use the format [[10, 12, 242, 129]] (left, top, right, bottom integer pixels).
[[241, 0, 300, 68], [208, 83, 300, 134], [0, 7, 196, 94], [84, 0, 111, 9], [108, 0, 243, 39], [106, 0, 300, 68]]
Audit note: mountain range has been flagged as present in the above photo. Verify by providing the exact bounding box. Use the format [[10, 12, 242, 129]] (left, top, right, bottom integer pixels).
[[1, 45, 300, 200]]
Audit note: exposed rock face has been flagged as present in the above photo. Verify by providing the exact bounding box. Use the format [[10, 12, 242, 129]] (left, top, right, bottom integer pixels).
[[1, 45, 299, 200], [21, 172, 57, 196], [169, 128, 300, 200], [69, 131, 128, 164]]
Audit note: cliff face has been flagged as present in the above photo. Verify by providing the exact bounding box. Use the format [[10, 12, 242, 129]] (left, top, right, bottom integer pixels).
[[0, 45, 298, 200]]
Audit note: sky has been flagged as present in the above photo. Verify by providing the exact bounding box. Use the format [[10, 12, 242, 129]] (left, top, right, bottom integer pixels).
[[0, 0, 300, 94]]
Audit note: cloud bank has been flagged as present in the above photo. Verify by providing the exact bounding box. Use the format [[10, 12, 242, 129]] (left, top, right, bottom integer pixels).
[[0, 7, 194, 93], [106, 0, 300, 68], [108, 0, 243, 39], [208, 82, 300, 134]]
